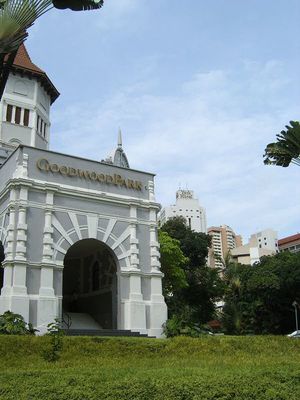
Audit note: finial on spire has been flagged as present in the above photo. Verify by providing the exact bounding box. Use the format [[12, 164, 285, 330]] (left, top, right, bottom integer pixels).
[[118, 128, 122, 148]]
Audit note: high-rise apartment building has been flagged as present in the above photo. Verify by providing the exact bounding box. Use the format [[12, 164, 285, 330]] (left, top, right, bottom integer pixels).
[[208, 225, 242, 268], [159, 190, 207, 233]]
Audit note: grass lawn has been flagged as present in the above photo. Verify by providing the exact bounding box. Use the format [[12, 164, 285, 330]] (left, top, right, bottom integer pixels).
[[0, 335, 299, 399]]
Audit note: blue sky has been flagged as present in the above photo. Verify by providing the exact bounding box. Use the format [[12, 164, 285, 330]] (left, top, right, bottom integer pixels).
[[26, 0, 300, 241]]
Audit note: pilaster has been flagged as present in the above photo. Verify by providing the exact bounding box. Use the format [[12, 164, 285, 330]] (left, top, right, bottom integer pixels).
[[129, 205, 139, 270], [37, 190, 57, 331], [149, 208, 161, 273]]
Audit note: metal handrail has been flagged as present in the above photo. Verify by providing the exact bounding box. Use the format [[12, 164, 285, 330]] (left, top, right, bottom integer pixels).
[[61, 312, 72, 330]]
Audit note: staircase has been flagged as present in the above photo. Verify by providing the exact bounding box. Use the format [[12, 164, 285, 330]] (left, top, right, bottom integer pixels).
[[62, 312, 151, 337], [64, 328, 150, 337]]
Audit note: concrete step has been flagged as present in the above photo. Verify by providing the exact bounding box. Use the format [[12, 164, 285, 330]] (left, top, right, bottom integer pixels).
[[64, 328, 151, 338]]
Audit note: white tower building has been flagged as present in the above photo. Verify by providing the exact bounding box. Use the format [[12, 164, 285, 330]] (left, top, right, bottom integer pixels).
[[159, 189, 207, 233], [0, 44, 59, 159]]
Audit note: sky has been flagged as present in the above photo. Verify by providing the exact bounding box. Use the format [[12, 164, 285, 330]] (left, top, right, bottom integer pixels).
[[26, 0, 300, 241]]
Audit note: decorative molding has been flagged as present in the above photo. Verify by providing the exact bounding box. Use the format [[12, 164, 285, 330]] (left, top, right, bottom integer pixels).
[[52, 212, 131, 269]]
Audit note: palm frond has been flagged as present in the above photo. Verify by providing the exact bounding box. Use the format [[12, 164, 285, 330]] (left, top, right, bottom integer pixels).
[[52, 0, 103, 11], [0, 0, 53, 53], [264, 121, 300, 167]]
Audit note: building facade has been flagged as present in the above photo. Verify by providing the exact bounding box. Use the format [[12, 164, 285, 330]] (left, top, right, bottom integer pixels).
[[159, 189, 207, 233], [231, 228, 278, 265], [278, 234, 300, 254], [0, 45, 167, 337], [208, 225, 242, 268]]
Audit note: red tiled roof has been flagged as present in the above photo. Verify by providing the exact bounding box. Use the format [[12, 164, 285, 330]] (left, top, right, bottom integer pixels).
[[278, 233, 300, 246], [12, 44, 45, 74], [5, 44, 59, 104]]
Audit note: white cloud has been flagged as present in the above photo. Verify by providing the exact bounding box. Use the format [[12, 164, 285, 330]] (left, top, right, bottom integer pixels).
[[51, 60, 300, 240]]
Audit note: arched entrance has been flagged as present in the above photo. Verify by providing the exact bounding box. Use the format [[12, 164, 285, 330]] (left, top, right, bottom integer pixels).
[[63, 239, 118, 330]]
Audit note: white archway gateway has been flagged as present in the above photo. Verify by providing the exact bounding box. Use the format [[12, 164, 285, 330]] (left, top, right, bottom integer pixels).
[[0, 146, 168, 337], [0, 48, 167, 337]]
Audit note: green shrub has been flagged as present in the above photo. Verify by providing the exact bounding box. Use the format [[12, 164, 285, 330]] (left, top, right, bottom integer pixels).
[[164, 314, 213, 338], [42, 319, 64, 362], [0, 310, 37, 335]]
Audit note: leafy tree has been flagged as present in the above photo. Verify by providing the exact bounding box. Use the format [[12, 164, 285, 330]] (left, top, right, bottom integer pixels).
[[222, 252, 300, 334], [160, 217, 224, 325], [264, 120, 300, 167], [158, 230, 188, 299]]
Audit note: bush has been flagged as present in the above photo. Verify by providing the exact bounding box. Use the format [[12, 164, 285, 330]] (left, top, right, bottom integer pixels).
[[0, 311, 37, 335], [163, 311, 213, 338], [42, 319, 64, 362]]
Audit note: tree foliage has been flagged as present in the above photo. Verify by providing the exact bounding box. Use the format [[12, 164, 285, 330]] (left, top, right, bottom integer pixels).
[[264, 120, 300, 167], [159, 217, 224, 327], [222, 251, 300, 334], [158, 230, 188, 298], [0, 310, 37, 335]]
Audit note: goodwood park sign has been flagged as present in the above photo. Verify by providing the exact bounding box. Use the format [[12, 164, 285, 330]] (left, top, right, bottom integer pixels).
[[36, 158, 143, 191]]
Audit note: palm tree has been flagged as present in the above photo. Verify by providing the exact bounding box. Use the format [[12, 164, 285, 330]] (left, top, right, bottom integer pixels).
[[0, 0, 104, 99], [264, 120, 300, 167]]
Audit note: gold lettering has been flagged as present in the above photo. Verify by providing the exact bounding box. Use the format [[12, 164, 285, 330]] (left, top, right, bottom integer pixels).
[[106, 175, 113, 184], [135, 181, 143, 191], [50, 163, 59, 173], [127, 179, 135, 189], [68, 167, 77, 177], [77, 169, 90, 179], [36, 158, 49, 171], [59, 165, 69, 175], [97, 174, 105, 182], [115, 175, 123, 185], [89, 171, 97, 181], [36, 159, 142, 190], [120, 179, 128, 188]]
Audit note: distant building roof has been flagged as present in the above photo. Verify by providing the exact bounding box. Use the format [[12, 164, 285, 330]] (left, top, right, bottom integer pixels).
[[278, 233, 300, 246], [5, 44, 59, 104]]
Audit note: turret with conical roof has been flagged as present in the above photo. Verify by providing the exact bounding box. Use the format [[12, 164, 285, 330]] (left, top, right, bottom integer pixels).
[[0, 44, 59, 160]]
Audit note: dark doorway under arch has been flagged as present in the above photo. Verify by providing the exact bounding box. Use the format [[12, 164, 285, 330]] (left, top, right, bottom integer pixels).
[[0, 241, 5, 291], [63, 239, 118, 329]]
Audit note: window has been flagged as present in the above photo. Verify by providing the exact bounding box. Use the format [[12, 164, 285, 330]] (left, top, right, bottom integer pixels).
[[15, 107, 21, 124], [37, 115, 40, 131], [23, 109, 29, 126], [6, 104, 13, 122]]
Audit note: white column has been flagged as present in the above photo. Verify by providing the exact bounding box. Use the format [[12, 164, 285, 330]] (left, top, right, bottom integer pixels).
[[42, 208, 54, 263], [5, 193, 16, 262], [0, 191, 16, 310], [149, 208, 161, 272], [37, 191, 57, 333], [129, 205, 139, 269], [9, 186, 29, 321], [123, 272, 146, 334], [15, 205, 27, 261], [148, 275, 168, 338]]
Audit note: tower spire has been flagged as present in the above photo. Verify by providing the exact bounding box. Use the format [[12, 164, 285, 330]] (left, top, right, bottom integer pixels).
[[118, 128, 122, 148]]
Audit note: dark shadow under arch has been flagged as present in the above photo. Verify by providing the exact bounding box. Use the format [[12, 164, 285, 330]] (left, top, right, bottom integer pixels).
[[63, 239, 118, 329], [0, 241, 5, 291]]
